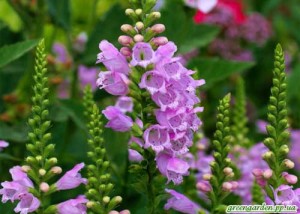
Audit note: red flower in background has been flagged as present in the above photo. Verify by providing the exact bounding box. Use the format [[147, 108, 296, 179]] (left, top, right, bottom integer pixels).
[[194, 0, 246, 24]]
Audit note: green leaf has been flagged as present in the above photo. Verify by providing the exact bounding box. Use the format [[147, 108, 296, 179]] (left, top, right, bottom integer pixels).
[[0, 153, 21, 161], [189, 58, 255, 88], [82, 6, 130, 64], [47, 0, 71, 30], [0, 39, 39, 68], [0, 123, 28, 143], [51, 100, 86, 130]]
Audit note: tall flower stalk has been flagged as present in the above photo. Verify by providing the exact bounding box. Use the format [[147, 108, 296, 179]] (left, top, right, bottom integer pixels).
[[0, 40, 87, 214], [256, 44, 298, 202], [95, 0, 204, 213], [204, 94, 237, 213], [83, 86, 122, 213]]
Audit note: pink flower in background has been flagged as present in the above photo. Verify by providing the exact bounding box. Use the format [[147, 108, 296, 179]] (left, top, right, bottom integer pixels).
[[78, 65, 98, 91], [52, 43, 71, 64], [56, 163, 87, 190], [185, 0, 218, 13], [57, 195, 88, 214], [0, 140, 9, 151]]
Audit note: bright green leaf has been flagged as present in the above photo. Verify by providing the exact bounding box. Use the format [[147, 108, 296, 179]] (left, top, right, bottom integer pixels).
[[0, 39, 39, 68], [189, 58, 255, 88]]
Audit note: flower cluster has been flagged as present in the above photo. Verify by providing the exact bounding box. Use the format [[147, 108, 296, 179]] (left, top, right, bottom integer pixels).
[[97, 1, 205, 185], [191, 0, 272, 61], [0, 164, 87, 213]]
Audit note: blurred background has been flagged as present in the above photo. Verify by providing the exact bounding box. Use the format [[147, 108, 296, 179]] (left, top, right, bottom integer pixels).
[[0, 0, 300, 213]]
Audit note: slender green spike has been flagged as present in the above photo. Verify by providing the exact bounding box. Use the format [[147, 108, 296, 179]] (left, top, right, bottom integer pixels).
[[231, 77, 250, 147], [83, 88, 122, 214], [263, 44, 290, 192], [208, 94, 236, 213]]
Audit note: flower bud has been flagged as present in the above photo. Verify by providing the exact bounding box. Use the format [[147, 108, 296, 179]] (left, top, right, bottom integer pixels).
[[279, 144, 289, 155], [133, 34, 144, 42], [223, 167, 233, 175], [151, 12, 161, 19], [109, 211, 119, 214], [39, 169, 46, 176], [120, 47, 132, 57], [103, 196, 110, 204], [36, 155, 42, 162], [135, 9, 142, 16], [40, 182, 50, 192], [282, 172, 298, 184], [230, 181, 239, 190], [196, 181, 211, 192], [48, 157, 57, 165], [151, 24, 165, 34], [252, 168, 263, 177], [125, 9, 134, 16], [21, 165, 31, 173], [283, 159, 295, 169], [151, 37, 168, 46], [222, 182, 233, 192], [263, 169, 273, 179], [121, 24, 134, 32], [86, 201, 95, 208], [197, 143, 206, 151], [51, 166, 62, 174], [202, 173, 212, 181], [135, 22, 144, 30], [120, 210, 131, 214], [118, 35, 134, 46]]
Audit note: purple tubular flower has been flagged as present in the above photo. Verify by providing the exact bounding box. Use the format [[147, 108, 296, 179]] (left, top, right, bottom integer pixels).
[[131, 42, 155, 68], [0, 181, 27, 203], [274, 185, 300, 206], [14, 193, 40, 214], [102, 106, 133, 132], [128, 149, 144, 163], [154, 42, 177, 62], [97, 40, 130, 75], [96, 71, 129, 96], [0, 140, 9, 151], [139, 70, 167, 94], [144, 125, 170, 153], [156, 152, 189, 185], [55, 163, 87, 190], [52, 43, 70, 64], [115, 96, 133, 113], [78, 65, 98, 91], [164, 189, 201, 214], [57, 195, 88, 214]]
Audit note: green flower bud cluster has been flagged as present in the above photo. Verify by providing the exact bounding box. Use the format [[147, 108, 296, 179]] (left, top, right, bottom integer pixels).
[[262, 44, 290, 191], [24, 40, 62, 212], [83, 86, 122, 214], [207, 94, 237, 213], [231, 77, 250, 147]]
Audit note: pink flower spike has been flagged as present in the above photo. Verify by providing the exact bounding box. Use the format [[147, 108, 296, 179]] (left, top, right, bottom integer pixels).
[[57, 195, 88, 214], [0, 140, 9, 151], [55, 163, 87, 190], [14, 193, 40, 214]]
